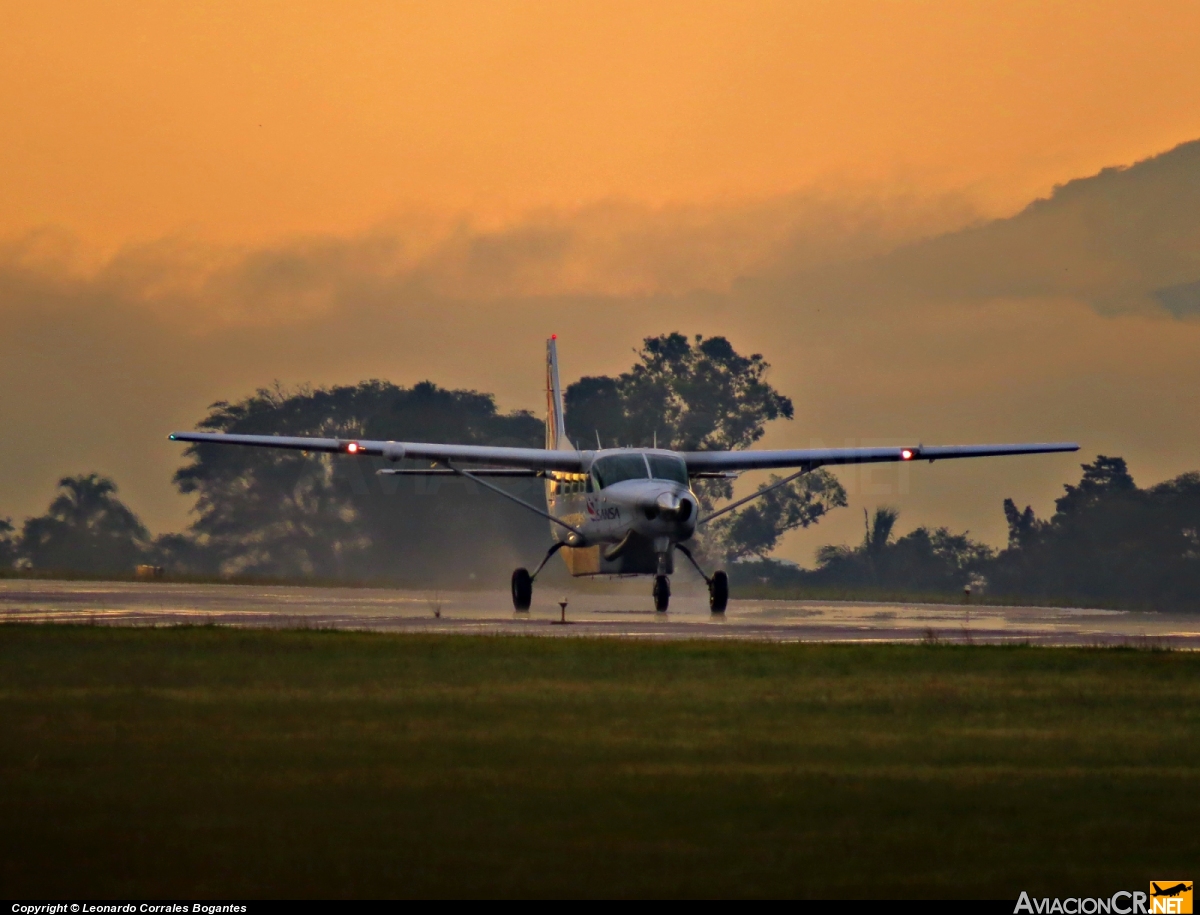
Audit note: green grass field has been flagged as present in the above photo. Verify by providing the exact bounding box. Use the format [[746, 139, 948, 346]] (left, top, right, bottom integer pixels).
[[1, 626, 1197, 898]]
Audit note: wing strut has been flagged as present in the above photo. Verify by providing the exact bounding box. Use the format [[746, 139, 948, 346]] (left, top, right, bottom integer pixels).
[[696, 467, 811, 526], [436, 462, 585, 539]]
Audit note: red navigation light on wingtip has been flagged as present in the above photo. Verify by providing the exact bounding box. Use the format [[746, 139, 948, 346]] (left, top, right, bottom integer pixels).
[[901, 449, 914, 460]]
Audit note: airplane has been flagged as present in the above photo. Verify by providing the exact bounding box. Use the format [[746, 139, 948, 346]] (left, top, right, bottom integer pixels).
[[169, 336, 1079, 613], [1151, 884, 1192, 898]]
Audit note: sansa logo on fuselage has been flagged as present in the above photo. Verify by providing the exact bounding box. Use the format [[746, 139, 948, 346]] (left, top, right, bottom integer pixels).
[[585, 499, 619, 520]]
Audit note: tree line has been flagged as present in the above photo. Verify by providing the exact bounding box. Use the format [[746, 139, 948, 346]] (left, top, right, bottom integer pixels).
[[4, 332, 1198, 610], [735, 455, 1200, 611], [1, 334, 843, 585]]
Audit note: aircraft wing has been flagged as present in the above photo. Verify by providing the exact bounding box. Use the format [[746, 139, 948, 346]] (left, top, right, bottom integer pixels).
[[167, 431, 587, 472], [170, 432, 1078, 475], [682, 442, 1079, 473]]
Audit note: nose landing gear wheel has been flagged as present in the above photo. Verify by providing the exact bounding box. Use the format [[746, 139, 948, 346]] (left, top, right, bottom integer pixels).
[[511, 567, 532, 610], [709, 569, 729, 613], [653, 574, 671, 612]]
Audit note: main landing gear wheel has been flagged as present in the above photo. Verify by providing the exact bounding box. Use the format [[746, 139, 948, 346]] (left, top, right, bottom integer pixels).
[[709, 570, 729, 613], [511, 567, 532, 610], [653, 574, 671, 612]]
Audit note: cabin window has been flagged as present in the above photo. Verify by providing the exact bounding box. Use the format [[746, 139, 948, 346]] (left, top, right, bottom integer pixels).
[[647, 454, 689, 485], [591, 454, 650, 489], [555, 474, 587, 494]]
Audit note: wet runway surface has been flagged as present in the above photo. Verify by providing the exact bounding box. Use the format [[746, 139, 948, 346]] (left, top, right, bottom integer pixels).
[[2, 578, 1199, 646]]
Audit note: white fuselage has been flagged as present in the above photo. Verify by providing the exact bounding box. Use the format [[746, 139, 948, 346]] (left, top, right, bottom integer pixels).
[[545, 448, 698, 552]]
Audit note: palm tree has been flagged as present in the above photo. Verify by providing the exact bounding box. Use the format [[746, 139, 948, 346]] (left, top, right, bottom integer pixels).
[[864, 506, 899, 556], [20, 474, 149, 573], [860, 506, 898, 583]]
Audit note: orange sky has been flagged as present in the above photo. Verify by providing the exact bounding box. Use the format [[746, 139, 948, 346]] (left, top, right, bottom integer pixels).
[[4, 1, 1200, 249]]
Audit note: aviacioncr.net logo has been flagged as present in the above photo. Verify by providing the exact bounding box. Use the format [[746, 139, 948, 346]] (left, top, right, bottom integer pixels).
[[1015, 885, 1192, 915]]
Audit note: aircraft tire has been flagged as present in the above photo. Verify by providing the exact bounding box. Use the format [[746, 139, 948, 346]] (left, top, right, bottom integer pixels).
[[709, 570, 729, 613], [511, 568, 533, 611], [653, 574, 671, 612]]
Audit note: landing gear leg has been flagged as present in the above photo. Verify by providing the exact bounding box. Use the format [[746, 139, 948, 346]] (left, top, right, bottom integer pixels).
[[511, 541, 566, 611], [653, 574, 671, 612], [676, 544, 729, 613], [530, 541, 565, 580]]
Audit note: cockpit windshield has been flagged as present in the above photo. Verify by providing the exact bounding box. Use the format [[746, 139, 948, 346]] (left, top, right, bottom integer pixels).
[[647, 454, 689, 485], [591, 454, 649, 489]]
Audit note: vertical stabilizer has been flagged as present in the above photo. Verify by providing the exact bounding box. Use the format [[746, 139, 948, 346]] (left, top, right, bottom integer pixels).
[[545, 335, 568, 450]]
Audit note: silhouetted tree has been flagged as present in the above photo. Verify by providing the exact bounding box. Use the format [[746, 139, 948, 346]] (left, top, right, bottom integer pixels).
[[174, 381, 546, 582], [864, 506, 899, 558], [0, 517, 17, 570], [19, 474, 149, 573], [710, 472, 847, 561], [564, 332, 844, 561], [806, 507, 993, 592], [147, 532, 210, 576], [564, 375, 624, 449], [812, 507, 897, 585], [1055, 455, 1136, 516], [989, 456, 1200, 608], [1003, 499, 1043, 548], [566, 333, 794, 452]]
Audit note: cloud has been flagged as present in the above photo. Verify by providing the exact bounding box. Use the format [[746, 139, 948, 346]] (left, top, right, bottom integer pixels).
[[0, 188, 979, 331], [1154, 279, 1200, 318]]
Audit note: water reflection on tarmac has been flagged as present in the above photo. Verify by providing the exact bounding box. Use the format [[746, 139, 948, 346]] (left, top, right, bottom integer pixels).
[[1, 579, 1198, 647]]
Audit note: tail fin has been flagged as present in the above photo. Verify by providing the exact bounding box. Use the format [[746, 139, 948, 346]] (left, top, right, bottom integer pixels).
[[545, 335, 568, 450]]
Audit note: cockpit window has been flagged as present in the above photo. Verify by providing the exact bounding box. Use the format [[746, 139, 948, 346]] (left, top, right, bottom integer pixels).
[[647, 454, 689, 485], [591, 454, 649, 489]]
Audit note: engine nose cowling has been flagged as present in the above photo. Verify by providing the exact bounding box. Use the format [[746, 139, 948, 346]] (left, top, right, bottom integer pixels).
[[652, 491, 694, 523]]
